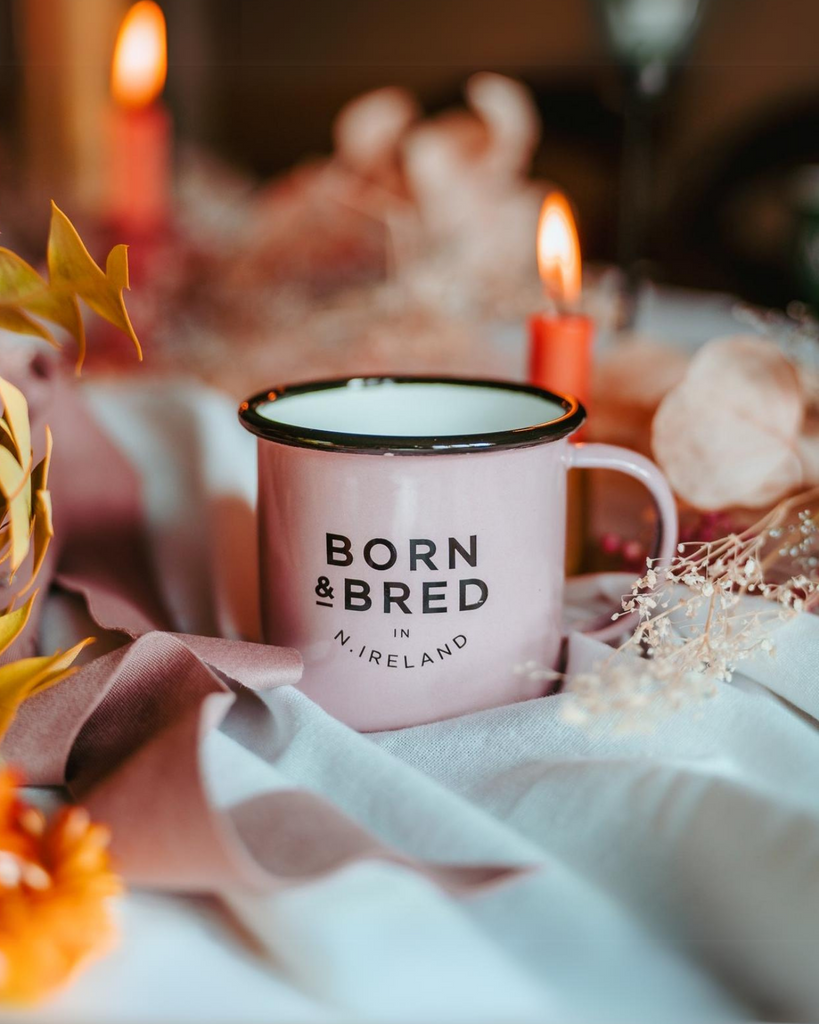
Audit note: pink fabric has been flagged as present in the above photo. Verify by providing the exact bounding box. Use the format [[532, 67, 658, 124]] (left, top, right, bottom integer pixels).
[[0, 353, 523, 896]]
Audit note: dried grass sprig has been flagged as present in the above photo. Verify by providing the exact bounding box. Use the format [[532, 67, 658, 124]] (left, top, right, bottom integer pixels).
[[0, 202, 141, 373], [0, 377, 92, 739], [0, 204, 141, 740], [563, 488, 819, 731]]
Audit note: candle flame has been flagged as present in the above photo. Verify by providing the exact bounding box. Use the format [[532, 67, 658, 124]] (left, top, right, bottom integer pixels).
[[111, 1, 167, 109], [536, 193, 582, 305]]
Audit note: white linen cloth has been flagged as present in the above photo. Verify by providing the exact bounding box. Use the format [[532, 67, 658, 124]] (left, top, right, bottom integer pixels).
[[13, 372, 819, 1024]]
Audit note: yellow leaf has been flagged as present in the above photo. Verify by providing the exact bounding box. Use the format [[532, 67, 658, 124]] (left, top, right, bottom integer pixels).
[[47, 202, 142, 368], [0, 592, 36, 658], [18, 490, 53, 595], [0, 446, 30, 502], [106, 244, 130, 291], [25, 429, 53, 589], [0, 448, 31, 574], [0, 247, 83, 352], [0, 206, 141, 371], [0, 638, 92, 739], [4, 503, 28, 576], [0, 378, 31, 470], [30, 425, 52, 495], [28, 638, 94, 697], [0, 247, 47, 299], [0, 305, 59, 348], [0, 418, 17, 467], [15, 280, 84, 348]]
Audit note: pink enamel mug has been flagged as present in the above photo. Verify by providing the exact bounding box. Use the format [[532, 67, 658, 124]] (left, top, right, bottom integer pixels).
[[239, 376, 678, 731]]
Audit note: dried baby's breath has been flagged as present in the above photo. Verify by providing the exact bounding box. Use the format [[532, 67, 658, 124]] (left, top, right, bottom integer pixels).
[[563, 488, 819, 731]]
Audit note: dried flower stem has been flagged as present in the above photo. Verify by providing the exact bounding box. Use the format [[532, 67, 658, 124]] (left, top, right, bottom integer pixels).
[[563, 488, 819, 730]]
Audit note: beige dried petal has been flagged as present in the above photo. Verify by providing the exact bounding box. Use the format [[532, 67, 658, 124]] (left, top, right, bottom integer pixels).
[[680, 335, 803, 436], [652, 336, 806, 510], [465, 72, 540, 176], [403, 113, 489, 210], [652, 383, 804, 509], [333, 87, 419, 173]]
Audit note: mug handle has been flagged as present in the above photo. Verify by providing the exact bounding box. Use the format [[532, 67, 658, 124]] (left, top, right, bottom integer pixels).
[[568, 442, 679, 644]]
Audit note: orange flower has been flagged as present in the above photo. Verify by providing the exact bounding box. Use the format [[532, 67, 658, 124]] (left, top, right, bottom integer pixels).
[[0, 768, 122, 1005]]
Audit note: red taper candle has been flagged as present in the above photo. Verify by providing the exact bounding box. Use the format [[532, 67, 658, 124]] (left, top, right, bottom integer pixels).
[[527, 193, 594, 423], [529, 193, 593, 575], [107, 2, 171, 238]]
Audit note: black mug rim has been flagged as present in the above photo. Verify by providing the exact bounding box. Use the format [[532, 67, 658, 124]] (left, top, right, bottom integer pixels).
[[238, 375, 586, 455]]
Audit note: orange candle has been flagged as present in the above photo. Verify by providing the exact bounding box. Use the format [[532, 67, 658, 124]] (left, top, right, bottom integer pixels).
[[528, 193, 594, 416], [107, 1, 171, 235], [529, 193, 593, 575]]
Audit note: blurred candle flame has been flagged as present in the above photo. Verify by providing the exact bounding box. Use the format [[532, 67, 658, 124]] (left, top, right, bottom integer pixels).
[[536, 193, 581, 305], [111, 1, 167, 109]]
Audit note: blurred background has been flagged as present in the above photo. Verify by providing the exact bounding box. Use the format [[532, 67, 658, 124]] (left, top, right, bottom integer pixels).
[[3, 0, 818, 578], [4, 0, 819, 309]]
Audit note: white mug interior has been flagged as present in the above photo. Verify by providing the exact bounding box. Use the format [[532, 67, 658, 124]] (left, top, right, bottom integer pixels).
[[255, 380, 568, 438]]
